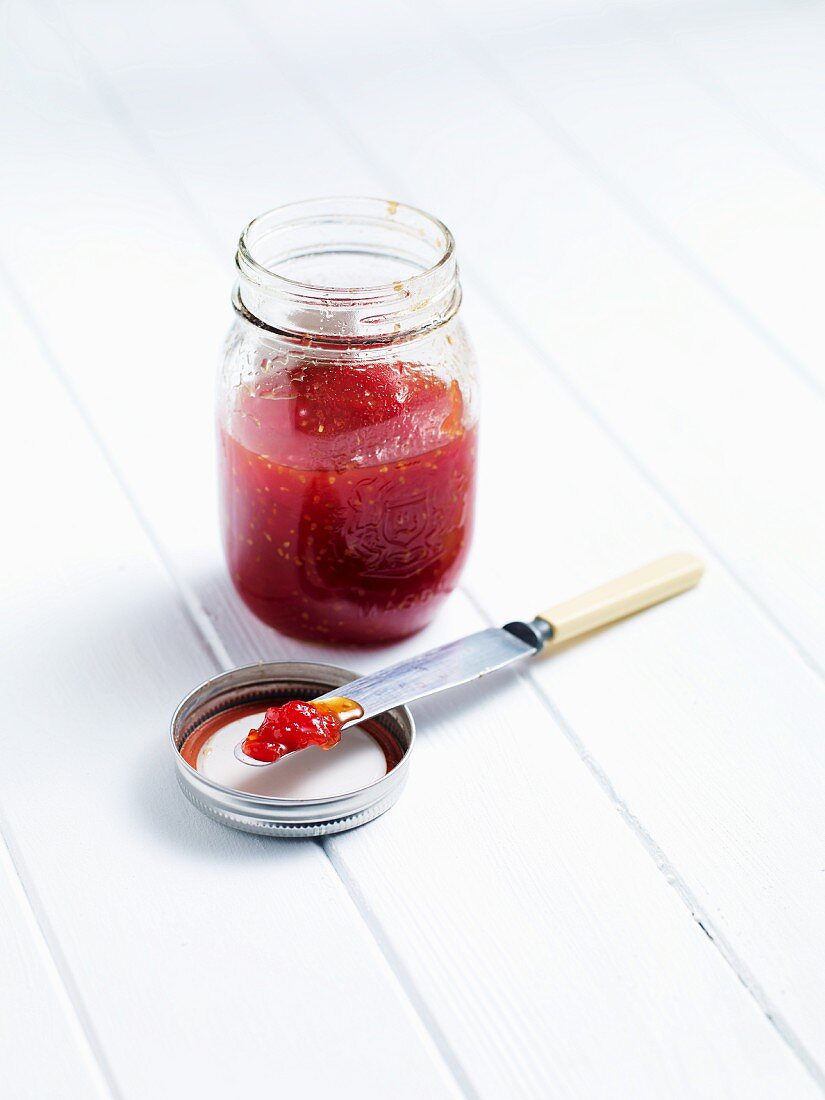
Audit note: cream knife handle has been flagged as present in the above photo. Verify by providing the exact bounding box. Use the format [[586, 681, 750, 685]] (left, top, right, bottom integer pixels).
[[536, 552, 703, 647]]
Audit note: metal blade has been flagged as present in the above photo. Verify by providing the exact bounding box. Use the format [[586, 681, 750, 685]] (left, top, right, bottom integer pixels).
[[314, 627, 536, 721]]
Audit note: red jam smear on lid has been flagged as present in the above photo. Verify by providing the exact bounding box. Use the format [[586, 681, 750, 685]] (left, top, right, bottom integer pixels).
[[220, 360, 476, 644], [241, 697, 363, 763]]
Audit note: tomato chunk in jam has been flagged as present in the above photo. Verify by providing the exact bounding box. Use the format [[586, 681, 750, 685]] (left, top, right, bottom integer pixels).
[[220, 359, 476, 644], [241, 700, 344, 763]]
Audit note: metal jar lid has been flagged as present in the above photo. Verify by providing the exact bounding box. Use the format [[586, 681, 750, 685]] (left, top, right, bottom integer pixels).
[[171, 661, 415, 838]]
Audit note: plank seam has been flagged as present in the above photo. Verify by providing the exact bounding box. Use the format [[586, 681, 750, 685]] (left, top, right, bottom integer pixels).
[[458, 585, 825, 1094], [465, 263, 825, 687], [0, 251, 233, 675], [320, 840, 479, 1100], [431, 1, 825, 406], [0, 813, 121, 1100], [643, 12, 825, 208]]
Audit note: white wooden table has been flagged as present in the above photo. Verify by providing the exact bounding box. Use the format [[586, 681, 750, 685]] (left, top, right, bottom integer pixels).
[[3, 1, 825, 1095]]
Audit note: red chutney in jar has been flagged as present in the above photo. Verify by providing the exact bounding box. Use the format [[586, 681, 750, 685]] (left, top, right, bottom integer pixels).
[[220, 358, 477, 644]]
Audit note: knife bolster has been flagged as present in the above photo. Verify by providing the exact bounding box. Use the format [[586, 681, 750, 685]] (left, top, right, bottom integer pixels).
[[502, 619, 552, 652]]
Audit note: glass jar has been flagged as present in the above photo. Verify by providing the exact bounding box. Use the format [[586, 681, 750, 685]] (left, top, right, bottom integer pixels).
[[217, 197, 479, 645]]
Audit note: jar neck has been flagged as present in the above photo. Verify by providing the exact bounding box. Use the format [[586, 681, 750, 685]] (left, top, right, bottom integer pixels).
[[234, 198, 461, 344]]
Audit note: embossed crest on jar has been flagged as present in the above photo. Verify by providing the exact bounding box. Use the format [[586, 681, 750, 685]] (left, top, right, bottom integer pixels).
[[218, 198, 479, 645]]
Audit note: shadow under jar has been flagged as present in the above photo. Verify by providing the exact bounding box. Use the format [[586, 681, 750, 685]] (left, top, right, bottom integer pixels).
[[218, 198, 479, 645]]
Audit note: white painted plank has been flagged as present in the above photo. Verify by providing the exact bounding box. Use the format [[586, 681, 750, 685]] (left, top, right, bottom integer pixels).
[[5, 1, 823, 1096], [461, 299, 825, 1078], [648, 2, 825, 189], [451, 0, 825, 397], [0, 292, 460, 1098], [0, 835, 109, 1100]]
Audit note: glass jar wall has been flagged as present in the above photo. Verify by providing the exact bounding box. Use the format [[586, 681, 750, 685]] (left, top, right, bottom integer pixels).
[[218, 198, 479, 644]]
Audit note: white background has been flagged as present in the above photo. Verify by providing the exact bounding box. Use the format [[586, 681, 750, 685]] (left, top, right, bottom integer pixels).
[[2, 1, 825, 1096]]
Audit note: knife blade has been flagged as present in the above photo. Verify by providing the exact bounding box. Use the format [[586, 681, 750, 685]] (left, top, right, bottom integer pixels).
[[234, 553, 704, 765], [314, 625, 542, 721]]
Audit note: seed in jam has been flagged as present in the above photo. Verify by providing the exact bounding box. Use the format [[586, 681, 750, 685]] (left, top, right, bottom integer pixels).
[[240, 697, 364, 763]]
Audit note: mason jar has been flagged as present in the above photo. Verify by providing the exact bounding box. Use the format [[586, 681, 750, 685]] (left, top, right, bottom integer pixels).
[[218, 197, 479, 645]]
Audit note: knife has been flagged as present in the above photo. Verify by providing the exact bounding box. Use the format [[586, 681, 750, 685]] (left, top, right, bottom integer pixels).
[[235, 552, 703, 764]]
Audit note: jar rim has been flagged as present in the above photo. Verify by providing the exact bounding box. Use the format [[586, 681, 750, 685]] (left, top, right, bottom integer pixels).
[[236, 196, 455, 299], [234, 197, 460, 341]]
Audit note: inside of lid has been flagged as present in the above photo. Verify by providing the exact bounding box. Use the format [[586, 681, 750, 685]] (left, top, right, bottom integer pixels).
[[178, 693, 405, 800]]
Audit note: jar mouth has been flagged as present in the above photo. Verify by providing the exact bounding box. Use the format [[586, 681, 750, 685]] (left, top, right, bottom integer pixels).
[[238, 196, 455, 295], [235, 197, 460, 340]]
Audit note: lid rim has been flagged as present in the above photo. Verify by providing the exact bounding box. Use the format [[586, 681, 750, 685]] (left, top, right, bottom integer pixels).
[[171, 660, 415, 835]]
